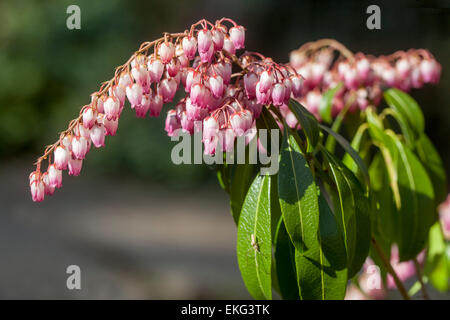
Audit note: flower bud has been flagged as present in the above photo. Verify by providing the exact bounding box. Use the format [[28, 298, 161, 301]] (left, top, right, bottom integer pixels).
[[209, 75, 224, 98], [158, 78, 178, 103], [30, 178, 45, 202], [135, 94, 151, 118], [126, 83, 144, 109], [244, 72, 258, 99], [290, 76, 303, 97], [159, 42, 175, 64], [68, 158, 83, 176], [54, 145, 69, 170], [186, 97, 203, 120], [420, 59, 441, 84], [199, 44, 214, 63], [71, 136, 89, 160], [103, 117, 119, 136], [165, 109, 181, 137], [185, 69, 201, 93], [90, 124, 106, 148], [47, 164, 62, 188], [149, 94, 164, 117], [148, 58, 165, 83], [256, 82, 272, 105], [42, 172, 55, 196], [104, 96, 120, 120], [212, 28, 225, 51], [167, 58, 180, 77], [219, 128, 235, 152], [229, 26, 245, 49], [258, 70, 273, 93], [82, 107, 96, 129], [190, 83, 208, 107], [215, 61, 232, 85], [180, 111, 194, 134], [223, 36, 236, 55], [197, 29, 212, 54], [182, 36, 197, 60], [272, 83, 286, 106]]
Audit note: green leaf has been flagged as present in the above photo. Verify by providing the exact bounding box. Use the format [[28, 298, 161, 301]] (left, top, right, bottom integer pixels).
[[416, 134, 447, 205], [319, 124, 370, 186], [274, 218, 299, 299], [369, 152, 397, 243], [324, 150, 371, 278], [384, 132, 436, 261], [294, 193, 348, 300], [230, 150, 256, 225], [342, 123, 370, 180], [288, 98, 320, 153], [236, 174, 273, 299], [319, 82, 343, 124], [278, 129, 319, 252], [425, 223, 449, 292], [384, 88, 424, 135]]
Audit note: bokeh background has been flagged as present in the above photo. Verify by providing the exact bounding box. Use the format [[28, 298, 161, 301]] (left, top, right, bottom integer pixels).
[[0, 0, 448, 298]]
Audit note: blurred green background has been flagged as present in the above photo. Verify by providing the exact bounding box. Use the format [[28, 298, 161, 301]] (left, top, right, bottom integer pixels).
[[0, 0, 448, 299], [1, 0, 448, 184]]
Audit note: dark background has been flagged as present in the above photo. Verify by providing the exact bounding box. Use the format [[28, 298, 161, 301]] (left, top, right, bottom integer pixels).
[[0, 0, 448, 299]]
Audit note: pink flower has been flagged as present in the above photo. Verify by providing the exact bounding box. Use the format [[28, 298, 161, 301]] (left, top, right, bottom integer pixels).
[[134, 94, 151, 118], [103, 117, 119, 136], [256, 82, 272, 105], [158, 78, 178, 103], [186, 97, 203, 121], [148, 58, 165, 83], [185, 69, 201, 92], [271, 83, 286, 106], [68, 158, 83, 176], [212, 28, 225, 51], [305, 90, 322, 115], [197, 29, 212, 54], [158, 42, 175, 64], [149, 94, 163, 117], [203, 116, 219, 142], [258, 70, 273, 93], [90, 124, 106, 148], [82, 107, 96, 129], [167, 58, 180, 77], [109, 85, 126, 109], [190, 83, 208, 107], [126, 83, 144, 108], [199, 44, 214, 63], [30, 177, 45, 202], [54, 145, 70, 170], [290, 76, 303, 97], [209, 75, 224, 98], [42, 172, 55, 196], [244, 72, 258, 99], [214, 61, 232, 85], [104, 96, 120, 120], [230, 110, 253, 136], [93, 95, 105, 113], [229, 26, 245, 49], [356, 58, 371, 82], [131, 65, 150, 93], [223, 36, 236, 55], [47, 164, 62, 188], [219, 128, 235, 152], [420, 59, 441, 84], [71, 136, 89, 160], [182, 36, 197, 60], [179, 111, 194, 134], [396, 58, 411, 78], [164, 109, 181, 136]]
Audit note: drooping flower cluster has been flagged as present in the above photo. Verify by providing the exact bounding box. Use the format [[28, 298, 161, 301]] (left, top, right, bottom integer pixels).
[[286, 39, 442, 125], [29, 18, 303, 202]]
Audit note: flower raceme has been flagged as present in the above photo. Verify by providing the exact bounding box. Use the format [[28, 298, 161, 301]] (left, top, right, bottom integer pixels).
[[286, 40, 441, 125], [30, 18, 305, 202]]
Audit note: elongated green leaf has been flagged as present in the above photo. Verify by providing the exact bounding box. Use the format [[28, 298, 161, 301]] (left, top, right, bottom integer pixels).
[[384, 108, 416, 149], [236, 174, 273, 299], [278, 129, 319, 252], [425, 223, 449, 292], [385, 132, 435, 261], [416, 134, 447, 205], [343, 124, 370, 182], [369, 152, 397, 243], [384, 88, 424, 135], [274, 218, 299, 299], [319, 83, 343, 124], [324, 150, 371, 278], [288, 98, 320, 152], [319, 124, 369, 186], [230, 149, 256, 224], [295, 193, 348, 300]]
